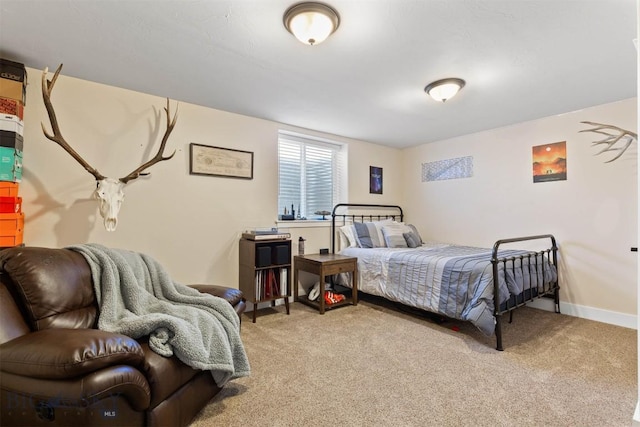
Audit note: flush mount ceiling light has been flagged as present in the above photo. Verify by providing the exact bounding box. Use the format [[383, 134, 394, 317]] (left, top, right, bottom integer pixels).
[[283, 2, 340, 46], [424, 78, 466, 102]]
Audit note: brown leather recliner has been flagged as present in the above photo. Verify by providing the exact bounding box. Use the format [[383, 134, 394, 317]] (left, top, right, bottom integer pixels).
[[0, 246, 246, 427]]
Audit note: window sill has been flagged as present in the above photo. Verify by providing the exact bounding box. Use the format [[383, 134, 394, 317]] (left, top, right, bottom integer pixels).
[[276, 220, 332, 229]]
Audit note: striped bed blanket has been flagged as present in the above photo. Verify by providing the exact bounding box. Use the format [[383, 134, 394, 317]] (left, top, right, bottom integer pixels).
[[340, 244, 558, 335]]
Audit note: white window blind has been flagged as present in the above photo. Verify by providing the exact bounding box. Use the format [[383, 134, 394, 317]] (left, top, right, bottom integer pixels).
[[278, 131, 346, 219]]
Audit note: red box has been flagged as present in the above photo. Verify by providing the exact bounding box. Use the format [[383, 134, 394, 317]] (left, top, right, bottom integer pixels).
[[0, 196, 21, 213], [0, 212, 24, 246], [0, 182, 18, 196], [0, 97, 24, 120]]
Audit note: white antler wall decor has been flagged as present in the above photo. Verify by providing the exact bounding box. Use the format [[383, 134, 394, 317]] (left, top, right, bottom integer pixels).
[[579, 121, 637, 163], [41, 64, 178, 231]]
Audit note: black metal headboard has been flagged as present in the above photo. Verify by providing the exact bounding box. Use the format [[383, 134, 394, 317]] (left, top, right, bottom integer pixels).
[[331, 203, 404, 253]]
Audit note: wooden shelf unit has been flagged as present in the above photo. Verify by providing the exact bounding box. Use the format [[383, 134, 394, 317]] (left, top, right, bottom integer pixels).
[[239, 237, 291, 323]]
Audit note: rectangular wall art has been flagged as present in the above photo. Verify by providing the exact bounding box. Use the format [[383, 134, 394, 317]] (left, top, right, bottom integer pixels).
[[421, 156, 473, 182], [189, 143, 254, 179], [532, 141, 566, 183], [370, 166, 383, 194]]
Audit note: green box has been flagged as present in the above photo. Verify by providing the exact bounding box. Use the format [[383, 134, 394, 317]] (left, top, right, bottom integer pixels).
[[0, 146, 22, 182]]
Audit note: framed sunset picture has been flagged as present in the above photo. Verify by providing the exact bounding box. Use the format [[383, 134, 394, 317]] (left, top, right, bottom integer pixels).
[[532, 141, 567, 183]]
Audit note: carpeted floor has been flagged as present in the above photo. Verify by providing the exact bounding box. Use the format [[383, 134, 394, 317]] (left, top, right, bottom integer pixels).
[[191, 295, 637, 427]]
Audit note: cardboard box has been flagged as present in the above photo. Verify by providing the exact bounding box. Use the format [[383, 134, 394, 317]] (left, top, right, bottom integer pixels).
[[0, 182, 19, 197], [0, 196, 21, 213], [0, 146, 22, 182], [0, 212, 24, 246], [0, 97, 24, 120], [0, 114, 23, 136], [0, 59, 27, 84], [0, 78, 26, 105], [0, 131, 23, 151]]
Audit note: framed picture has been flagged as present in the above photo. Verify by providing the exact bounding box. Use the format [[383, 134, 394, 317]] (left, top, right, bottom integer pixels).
[[369, 166, 383, 194], [189, 143, 253, 179], [532, 141, 567, 183]]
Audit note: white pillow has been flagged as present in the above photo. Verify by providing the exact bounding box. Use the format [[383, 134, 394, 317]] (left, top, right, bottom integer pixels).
[[340, 224, 358, 248]]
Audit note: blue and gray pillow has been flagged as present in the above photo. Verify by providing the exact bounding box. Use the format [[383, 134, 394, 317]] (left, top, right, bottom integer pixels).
[[406, 224, 423, 246], [403, 231, 422, 248], [352, 220, 423, 249], [353, 222, 386, 248]]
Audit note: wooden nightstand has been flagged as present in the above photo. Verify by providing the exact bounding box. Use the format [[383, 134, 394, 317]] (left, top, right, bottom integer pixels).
[[293, 253, 358, 314]]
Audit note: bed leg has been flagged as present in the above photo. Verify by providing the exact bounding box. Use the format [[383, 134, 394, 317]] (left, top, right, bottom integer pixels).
[[554, 287, 561, 314], [495, 314, 504, 351]]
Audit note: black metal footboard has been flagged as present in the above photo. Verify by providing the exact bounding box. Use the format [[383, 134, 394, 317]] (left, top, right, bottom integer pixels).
[[492, 234, 560, 351]]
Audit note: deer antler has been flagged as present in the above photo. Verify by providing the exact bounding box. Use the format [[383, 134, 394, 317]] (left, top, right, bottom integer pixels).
[[119, 98, 178, 183], [41, 64, 106, 180], [579, 121, 638, 163], [40, 63, 179, 232], [42, 64, 178, 184]]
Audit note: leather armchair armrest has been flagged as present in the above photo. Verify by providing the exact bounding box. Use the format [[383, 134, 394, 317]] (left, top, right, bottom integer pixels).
[[189, 284, 245, 307], [0, 328, 144, 380], [1, 366, 152, 412]]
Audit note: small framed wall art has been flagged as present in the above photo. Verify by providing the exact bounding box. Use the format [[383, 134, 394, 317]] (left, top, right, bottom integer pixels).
[[369, 166, 383, 194], [189, 143, 254, 179], [532, 141, 566, 183]]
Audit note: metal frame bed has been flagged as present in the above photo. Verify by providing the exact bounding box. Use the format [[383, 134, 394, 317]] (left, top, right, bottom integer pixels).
[[331, 203, 560, 351]]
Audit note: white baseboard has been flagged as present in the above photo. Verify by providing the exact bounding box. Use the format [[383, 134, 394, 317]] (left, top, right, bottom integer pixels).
[[633, 401, 640, 425], [527, 298, 637, 330]]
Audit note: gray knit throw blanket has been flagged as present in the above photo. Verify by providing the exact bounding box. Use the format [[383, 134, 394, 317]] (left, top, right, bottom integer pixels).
[[68, 243, 250, 386]]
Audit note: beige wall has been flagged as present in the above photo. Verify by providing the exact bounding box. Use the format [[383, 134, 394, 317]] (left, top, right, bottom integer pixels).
[[401, 98, 638, 324], [19, 67, 402, 288], [17, 66, 637, 324]]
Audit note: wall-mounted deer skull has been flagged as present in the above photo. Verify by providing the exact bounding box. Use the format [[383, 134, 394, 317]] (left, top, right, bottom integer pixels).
[[579, 121, 637, 163], [41, 64, 178, 231], [94, 178, 125, 231]]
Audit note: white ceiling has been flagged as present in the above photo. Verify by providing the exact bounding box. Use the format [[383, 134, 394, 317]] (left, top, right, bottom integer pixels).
[[0, 0, 637, 148]]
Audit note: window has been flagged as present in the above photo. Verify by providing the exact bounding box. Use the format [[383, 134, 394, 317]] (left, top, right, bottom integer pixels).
[[278, 131, 347, 220]]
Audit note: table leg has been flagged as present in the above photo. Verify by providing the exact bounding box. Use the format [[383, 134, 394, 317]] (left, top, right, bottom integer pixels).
[[293, 266, 299, 302], [352, 265, 358, 306], [319, 271, 325, 314]]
